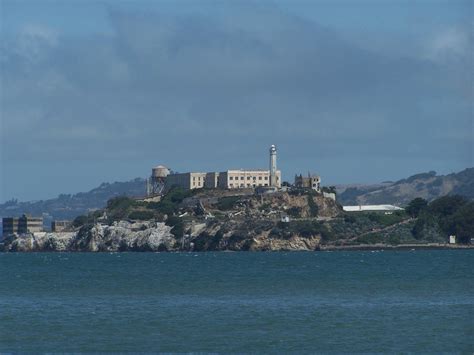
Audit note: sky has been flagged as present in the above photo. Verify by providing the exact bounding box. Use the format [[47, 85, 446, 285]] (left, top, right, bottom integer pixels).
[[1, 0, 473, 202]]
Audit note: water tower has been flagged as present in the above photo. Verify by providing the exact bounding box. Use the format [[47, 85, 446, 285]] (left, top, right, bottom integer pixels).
[[147, 165, 170, 196]]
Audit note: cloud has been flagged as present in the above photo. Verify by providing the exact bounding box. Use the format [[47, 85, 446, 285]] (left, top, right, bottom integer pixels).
[[426, 27, 472, 62], [1, 2, 472, 201]]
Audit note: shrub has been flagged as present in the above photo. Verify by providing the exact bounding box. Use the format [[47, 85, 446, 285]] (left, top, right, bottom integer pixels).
[[217, 196, 241, 211], [406, 197, 428, 218], [307, 195, 319, 217], [287, 207, 302, 218], [128, 210, 155, 220]]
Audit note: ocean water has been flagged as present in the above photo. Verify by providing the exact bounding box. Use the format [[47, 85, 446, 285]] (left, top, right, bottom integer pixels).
[[0, 250, 472, 352]]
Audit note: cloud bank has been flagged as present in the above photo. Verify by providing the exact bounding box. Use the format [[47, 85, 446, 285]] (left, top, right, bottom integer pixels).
[[1, 2, 472, 201]]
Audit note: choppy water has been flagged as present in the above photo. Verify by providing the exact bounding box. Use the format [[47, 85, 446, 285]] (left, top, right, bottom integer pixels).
[[0, 250, 473, 352]]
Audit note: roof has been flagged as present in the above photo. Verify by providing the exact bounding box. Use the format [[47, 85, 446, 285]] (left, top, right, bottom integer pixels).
[[343, 205, 404, 212]]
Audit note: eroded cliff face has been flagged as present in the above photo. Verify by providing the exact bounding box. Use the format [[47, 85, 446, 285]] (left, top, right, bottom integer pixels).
[[189, 218, 324, 252], [2, 221, 176, 252]]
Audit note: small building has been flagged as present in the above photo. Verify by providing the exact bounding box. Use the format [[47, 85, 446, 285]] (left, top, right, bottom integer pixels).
[[449, 235, 456, 244], [294, 173, 321, 192], [51, 220, 71, 232], [2, 214, 43, 235]]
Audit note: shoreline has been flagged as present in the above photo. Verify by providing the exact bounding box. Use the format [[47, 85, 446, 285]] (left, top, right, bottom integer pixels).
[[319, 243, 474, 251]]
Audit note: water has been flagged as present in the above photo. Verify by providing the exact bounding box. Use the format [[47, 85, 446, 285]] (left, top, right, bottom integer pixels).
[[0, 250, 472, 352]]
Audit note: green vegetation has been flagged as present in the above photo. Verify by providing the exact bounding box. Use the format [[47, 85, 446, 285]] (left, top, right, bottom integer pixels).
[[147, 187, 195, 215], [307, 195, 319, 217], [405, 197, 428, 218], [270, 220, 334, 241], [165, 216, 185, 238], [412, 195, 474, 244], [128, 210, 155, 220], [286, 207, 302, 218], [216, 196, 241, 211], [365, 211, 408, 227], [356, 233, 384, 244]]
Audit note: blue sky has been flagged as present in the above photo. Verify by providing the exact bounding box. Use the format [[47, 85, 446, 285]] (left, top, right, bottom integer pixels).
[[1, 0, 472, 202]]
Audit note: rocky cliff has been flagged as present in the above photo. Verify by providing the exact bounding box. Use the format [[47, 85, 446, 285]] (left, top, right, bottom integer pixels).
[[2, 221, 176, 252]]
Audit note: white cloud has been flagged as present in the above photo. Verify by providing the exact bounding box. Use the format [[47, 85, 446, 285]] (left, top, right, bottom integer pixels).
[[425, 27, 472, 63]]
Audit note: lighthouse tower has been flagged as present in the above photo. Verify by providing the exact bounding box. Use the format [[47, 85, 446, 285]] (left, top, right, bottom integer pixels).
[[269, 144, 277, 187]]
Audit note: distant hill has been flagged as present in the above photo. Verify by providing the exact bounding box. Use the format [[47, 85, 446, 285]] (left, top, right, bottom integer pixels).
[[336, 168, 474, 206], [2, 168, 472, 223], [0, 178, 146, 221]]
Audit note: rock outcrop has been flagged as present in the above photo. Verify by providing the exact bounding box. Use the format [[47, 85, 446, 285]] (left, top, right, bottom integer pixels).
[[2, 221, 176, 252]]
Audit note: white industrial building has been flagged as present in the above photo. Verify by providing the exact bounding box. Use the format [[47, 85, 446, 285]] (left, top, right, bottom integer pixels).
[[343, 205, 404, 212]]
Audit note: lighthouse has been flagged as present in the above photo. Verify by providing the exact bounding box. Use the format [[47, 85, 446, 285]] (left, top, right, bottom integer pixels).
[[269, 144, 277, 187]]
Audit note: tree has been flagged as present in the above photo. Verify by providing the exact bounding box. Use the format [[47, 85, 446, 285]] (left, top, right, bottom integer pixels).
[[452, 202, 474, 244], [406, 197, 428, 218]]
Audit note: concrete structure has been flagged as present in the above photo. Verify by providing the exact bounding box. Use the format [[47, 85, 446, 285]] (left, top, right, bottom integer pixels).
[[51, 220, 71, 232], [343, 205, 404, 212], [205, 172, 220, 189], [269, 144, 277, 187], [18, 215, 43, 234], [162, 145, 282, 191], [2, 215, 43, 236], [218, 169, 281, 189], [165, 169, 281, 191], [165, 172, 207, 191], [2, 217, 19, 236], [294, 173, 321, 192]]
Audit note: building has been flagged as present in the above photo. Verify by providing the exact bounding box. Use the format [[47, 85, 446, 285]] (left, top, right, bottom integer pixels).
[[165, 172, 207, 190], [294, 173, 321, 192], [162, 145, 282, 191], [449, 235, 456, 244], [2, 214, 43, 236], [218, 169, 281, 189], [18, 215, 43, 233], [343, 205, 404, 212], [165, 169, 282, 191], [2, 217, 19, 236], [51, 220, 71, 232], [205, 172, 220, 189]]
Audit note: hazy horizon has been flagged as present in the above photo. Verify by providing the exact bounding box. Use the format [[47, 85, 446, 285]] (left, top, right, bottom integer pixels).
[[1, 0, 473, 202]]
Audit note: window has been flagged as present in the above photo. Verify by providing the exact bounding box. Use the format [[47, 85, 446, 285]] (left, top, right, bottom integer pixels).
[[230, 176, 233, 180], [264, 176, 268, 180], [253, 176, 256, 180], [230, 183, 234, 187], [247, 176, 251, 180], [264, 184, 268, 187], [258, 176, 262, 180], [241, 176, 244, 180], [247, 184, 251, 187], [240, 184, 244, 188]]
